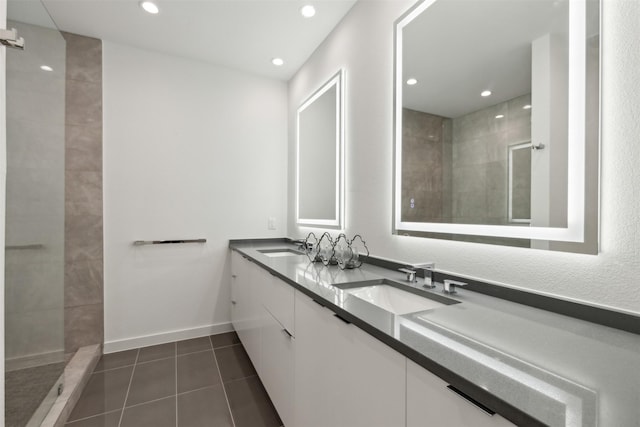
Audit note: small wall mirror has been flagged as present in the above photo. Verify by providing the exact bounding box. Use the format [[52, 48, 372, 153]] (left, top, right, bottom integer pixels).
[[297, 70, 345, 229], [393, 0, 600, 252]]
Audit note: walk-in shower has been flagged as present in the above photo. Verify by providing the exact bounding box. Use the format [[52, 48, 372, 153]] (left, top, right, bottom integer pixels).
[[4, 1, 66, 425]]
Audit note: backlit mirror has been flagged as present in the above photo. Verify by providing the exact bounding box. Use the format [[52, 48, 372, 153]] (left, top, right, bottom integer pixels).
[[394, 0, 600, 252], [297, 70, 345, 229]]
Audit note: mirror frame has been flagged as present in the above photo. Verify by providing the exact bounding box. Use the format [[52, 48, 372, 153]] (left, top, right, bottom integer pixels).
[[296, 69, 345, 229], [393, 0, 598, 243]]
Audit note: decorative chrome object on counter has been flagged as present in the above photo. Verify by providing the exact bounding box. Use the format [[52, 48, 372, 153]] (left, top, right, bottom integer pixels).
[[303, 232, 322, 262], [302, 232, 369, 269], [318, 232, 338, 266]]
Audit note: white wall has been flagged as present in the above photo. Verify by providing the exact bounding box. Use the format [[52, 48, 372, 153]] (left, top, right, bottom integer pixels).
[[103, 42, 287, 351], [288, 0, 640, 314]]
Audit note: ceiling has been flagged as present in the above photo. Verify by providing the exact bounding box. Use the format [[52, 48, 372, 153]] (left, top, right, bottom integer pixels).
[[11, 0, 357, 81], [402, 0, 569, 118]]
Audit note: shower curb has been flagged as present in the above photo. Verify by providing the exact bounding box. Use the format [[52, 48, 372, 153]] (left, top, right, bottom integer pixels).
[[38, 344, 101, 427]]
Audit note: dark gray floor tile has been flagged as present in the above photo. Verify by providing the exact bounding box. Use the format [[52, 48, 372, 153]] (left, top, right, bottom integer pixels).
[[125, 358, 176, 406], [177, 350, 220, 393], [210, 331, 240, 348], [68, 366, 133, 421], [65, 410, 121, 427], [225, 376, 282, 427], [120, 397, 176, 427], [177, 337, 212, 355], [94, 349, 138, 372], [137, 342, 175, 363], [177, 385, 233, 427], [215, 344, 256, 383]]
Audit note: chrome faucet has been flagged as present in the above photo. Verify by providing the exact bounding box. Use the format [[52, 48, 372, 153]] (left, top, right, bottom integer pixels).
[[412, 263, 436, 289], [443, 279, 467, 294]]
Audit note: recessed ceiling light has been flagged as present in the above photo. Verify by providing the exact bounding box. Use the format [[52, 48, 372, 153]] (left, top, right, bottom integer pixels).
[[272, 58, 284, 66], [481, 90, 492, 97], [40, 65, 53, 71], [406, 78, 418, 86], [300, 4, 316, 18], [140, 1, 159, 14], [523, 104, 532, 110], [495, 114, 505, 119]]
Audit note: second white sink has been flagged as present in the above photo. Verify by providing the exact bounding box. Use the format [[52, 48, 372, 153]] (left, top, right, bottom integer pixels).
[[345, 284, 446, 314]]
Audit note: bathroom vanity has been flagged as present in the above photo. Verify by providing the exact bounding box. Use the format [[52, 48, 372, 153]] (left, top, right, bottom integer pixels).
[[229, 239, 640, 427]]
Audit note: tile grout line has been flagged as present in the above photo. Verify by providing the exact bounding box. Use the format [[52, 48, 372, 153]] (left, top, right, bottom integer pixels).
[[210, 336, 237, 427], [117, 348, 140, 427], [66, 409, 123, 424], [211, 341, 242, 351], [222, 373, 259, 386], [122, 395, 178, 411]]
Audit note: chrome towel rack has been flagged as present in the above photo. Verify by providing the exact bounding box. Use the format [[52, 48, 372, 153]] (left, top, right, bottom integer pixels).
[[133, 238, 206, 246]]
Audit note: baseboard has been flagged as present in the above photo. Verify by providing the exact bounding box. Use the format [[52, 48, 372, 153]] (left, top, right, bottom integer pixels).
[[103, 322, 234, 354]]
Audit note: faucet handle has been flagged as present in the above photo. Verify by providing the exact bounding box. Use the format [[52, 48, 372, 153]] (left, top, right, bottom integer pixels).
[[443, 279, 467, 294], [399, 267, 417, 282]]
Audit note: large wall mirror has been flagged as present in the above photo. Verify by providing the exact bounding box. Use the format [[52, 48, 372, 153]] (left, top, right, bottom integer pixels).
[[297, 70, 345, 229], [393, 0, 600, 252]]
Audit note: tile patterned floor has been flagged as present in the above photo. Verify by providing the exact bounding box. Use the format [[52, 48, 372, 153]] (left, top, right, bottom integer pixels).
[[65, 332, 283, 427]]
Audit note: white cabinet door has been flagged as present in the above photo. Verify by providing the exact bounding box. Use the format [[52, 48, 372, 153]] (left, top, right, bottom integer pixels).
[[294, 292, 405, 427], [294, 292, 336, 427], [244, 260, 266, 374], [230, 252, 249, 345], [261, 307, 295, 427], [407, 359, 516, 427], [263, 274, 295, 335], [332, 316, 406, 427]]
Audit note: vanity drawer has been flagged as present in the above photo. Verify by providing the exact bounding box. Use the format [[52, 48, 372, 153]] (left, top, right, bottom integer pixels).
[[262, 273, 295, 335]]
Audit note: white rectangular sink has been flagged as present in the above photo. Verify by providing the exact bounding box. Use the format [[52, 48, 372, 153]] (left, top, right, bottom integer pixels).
[[258, 249, 304, 258], [345, 284, 446, 314]]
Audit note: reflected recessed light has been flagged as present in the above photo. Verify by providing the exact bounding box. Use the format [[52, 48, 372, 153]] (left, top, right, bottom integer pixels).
[[300, 4, 316, 18], [406, 78, 418, 86], [481, 90, 492, 97], [40, 65, 53, 72], [495, 114, 505, 119], [523, 104, 532, 110], [272, 57, 284, 66], [140, 1, 159, 14]]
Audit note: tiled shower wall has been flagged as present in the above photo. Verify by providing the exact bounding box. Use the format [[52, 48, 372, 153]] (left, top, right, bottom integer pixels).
[[401, 95, 532, 227], [62, 32, 104, 356], [451, 94, 532, 225], [400, 108, 452, 222]]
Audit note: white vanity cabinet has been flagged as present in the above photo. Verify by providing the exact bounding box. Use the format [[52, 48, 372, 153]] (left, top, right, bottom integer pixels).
[[230, 251, 249, 345], [231, 250, 519, 427], [230, 252, 262, 373], [407, 359, 516, 427], [294, 292, 406, 427], [260, 274, 296, 427]]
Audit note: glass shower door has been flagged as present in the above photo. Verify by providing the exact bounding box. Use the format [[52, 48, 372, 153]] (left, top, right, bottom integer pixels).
[[4, 1, 66, 426]]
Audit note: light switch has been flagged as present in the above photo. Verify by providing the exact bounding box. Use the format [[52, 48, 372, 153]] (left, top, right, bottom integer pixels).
[[268, 217, 276, 230]]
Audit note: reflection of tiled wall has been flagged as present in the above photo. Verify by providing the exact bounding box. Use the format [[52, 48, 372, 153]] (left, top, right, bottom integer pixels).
[[451, 94, 531, 225], [62, 32, 104, 355], [401, 108, 451, 222]]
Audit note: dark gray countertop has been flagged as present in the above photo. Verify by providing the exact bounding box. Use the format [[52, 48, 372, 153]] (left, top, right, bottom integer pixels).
[[230, 240, 640, 427]]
